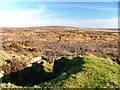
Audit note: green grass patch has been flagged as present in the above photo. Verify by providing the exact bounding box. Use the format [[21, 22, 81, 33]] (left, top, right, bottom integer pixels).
[[68, 30, 83, 33], [0, 52, 119, 88], [36, 55, 119, 88]]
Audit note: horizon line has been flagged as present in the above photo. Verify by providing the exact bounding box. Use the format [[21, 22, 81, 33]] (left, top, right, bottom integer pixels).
[[0, 26, 118, 29]]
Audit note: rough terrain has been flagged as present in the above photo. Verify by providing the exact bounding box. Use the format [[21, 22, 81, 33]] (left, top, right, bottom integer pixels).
[[1, 26, 119, 63], [0, 26, 119, 88]]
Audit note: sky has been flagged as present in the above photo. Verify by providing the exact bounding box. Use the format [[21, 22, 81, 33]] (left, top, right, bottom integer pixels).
[[0, 2, 118, 28]]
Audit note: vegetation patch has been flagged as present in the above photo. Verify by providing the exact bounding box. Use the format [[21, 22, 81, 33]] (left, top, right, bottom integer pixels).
[[69, 30, 83, 33], [0, 52, 119, 88], [37, 55, 119, 88]]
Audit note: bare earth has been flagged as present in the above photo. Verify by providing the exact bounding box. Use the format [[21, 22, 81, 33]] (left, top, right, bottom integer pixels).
[[0, 26, 119, 63]]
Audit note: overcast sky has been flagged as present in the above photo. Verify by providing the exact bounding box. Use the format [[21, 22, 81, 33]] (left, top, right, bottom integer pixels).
[[0, 2, 118, 28]]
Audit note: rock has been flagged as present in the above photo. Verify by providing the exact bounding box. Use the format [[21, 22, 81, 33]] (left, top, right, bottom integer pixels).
[[0, 71, 4, 78], [27, 64, 32, 67], [30, 56, 42, 64]]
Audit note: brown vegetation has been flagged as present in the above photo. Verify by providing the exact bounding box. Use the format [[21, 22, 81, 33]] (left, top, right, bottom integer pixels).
[[0, 26, 119, 63]]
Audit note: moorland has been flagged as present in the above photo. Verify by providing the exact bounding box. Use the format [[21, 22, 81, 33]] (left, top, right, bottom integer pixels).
[[0, 26, 119, 88]]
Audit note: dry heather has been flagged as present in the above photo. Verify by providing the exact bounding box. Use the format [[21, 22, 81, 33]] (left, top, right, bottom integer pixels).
[[1, 27, 119, 63]]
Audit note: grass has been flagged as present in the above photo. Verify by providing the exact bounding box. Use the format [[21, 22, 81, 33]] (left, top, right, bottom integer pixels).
[[0, 51, 31, 64], [0, 52, 119, 88], [36, 55, 119, 88], [43, 61, 53, 72], [69, 30, 83, 33]]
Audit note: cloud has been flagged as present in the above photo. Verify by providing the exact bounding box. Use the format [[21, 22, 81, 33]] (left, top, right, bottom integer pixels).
[[0, 4, 47, 16], [51, 4, 118, 11], [0, 4, 59, 27], [76, 18, 118, 28], [0, 4, 117, 28], [37, 4, 47, 13], [0, 7, 117, 28], [47, 18, 118, 28], [37, 13, 59, 18]]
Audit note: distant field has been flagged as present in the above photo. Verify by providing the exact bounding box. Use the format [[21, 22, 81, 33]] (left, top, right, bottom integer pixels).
[[0, 26, 119, 63]]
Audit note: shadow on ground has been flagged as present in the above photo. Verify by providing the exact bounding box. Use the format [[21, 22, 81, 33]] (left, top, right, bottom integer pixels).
[[0, 56, 85, 87]]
